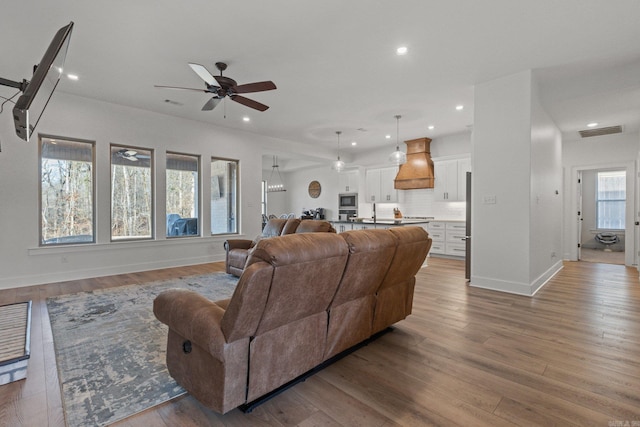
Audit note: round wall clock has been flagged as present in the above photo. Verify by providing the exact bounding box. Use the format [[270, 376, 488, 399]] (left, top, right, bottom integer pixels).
[[308, 180, 321, 198]]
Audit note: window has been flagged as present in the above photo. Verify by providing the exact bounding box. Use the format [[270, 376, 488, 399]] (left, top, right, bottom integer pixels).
[[39, 136, 95, 245], [596, 170, 625, 230], [211, 158, 238, 234], [111, 145, 153, 240], [166, 152, 200, 237]]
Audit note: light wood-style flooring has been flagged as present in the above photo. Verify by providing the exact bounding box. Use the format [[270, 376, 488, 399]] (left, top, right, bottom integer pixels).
[[0, 258, 639, 426]]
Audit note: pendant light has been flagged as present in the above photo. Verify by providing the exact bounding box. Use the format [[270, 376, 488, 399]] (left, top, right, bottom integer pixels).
[[267, 155, 286, 192], [332, 131, 345, 172], [388, 114, 407, 165]]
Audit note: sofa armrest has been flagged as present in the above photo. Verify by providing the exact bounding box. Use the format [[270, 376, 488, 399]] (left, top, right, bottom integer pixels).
[[224, 239, 254, 251], [154, 288, 229, 359]]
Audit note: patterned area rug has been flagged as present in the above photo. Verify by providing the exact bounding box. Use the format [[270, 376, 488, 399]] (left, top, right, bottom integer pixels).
[[46, 273, 238, 427]]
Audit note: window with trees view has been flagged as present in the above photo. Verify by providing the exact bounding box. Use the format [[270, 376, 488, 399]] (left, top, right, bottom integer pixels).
[[596, 170, 626, 230], [40, 136, 95, 245], [166, 152, 200, 237], [211, 158, 238, 234], [111, 145, 153, 240]]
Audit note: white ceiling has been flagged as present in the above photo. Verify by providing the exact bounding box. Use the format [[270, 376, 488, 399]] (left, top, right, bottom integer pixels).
[[2, 1, 640, 170]]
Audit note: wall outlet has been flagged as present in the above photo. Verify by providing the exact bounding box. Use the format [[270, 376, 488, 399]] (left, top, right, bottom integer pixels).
[[483, 195, 496, 204]]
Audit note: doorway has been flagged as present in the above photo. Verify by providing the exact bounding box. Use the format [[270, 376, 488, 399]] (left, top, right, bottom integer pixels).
[[576, 167, 628, 265]]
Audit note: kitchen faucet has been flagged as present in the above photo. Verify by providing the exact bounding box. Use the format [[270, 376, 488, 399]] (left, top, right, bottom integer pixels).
[[372, 202, 376, 224]]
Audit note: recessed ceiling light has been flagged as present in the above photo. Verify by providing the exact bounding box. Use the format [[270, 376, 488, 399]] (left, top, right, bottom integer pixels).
[[428, 125, 435, 130], [243, 116, 250, 122], [396, 46, 408, 55], [385, 134, 391, 139], [67, 74, 79, 80], [351, 141, 357, 146], [587, 122, 598, 128], [456, 105, 464, 111]]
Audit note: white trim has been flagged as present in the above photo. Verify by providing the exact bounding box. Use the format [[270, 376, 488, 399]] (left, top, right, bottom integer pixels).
[[470, 260, 563, 296]]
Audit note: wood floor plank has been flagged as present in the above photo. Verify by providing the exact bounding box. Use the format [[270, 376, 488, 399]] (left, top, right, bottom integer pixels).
[[0, 258, 639, 426]]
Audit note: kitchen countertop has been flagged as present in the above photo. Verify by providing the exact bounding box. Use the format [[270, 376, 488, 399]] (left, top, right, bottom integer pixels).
[[330, 218, 430, 225], [329, 218, 465, 225]]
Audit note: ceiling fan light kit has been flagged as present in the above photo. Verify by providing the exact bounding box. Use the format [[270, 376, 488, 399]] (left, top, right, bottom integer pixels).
[[155, 62, 276, 113]]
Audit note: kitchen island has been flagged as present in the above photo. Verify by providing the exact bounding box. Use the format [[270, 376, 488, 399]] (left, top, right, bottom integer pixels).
[[329, 218, 431, 233], [329, 218, 467, 260]]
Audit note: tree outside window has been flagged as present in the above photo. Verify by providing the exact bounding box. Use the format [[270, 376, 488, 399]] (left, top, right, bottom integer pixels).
[[596, 170, 625, 230], [211, 158, 238, 234], [111, 145, 153, 240], [39, 136, 95, 245], [166, 152, 200, 237]]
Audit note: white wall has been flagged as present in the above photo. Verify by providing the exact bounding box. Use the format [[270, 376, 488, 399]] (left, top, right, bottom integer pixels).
[[529, 77, 563, 287], [471, 70, 563, 296], [562, 131, 638, 262], [0, 93, 276, 289]]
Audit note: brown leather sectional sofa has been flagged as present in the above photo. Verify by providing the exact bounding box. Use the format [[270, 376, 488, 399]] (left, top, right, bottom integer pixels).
[[154, 226, 431, 414], [224, 218, 336, 276]]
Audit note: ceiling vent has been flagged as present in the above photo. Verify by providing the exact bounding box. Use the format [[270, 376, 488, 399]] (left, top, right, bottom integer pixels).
[[579, 125, 623, 138]]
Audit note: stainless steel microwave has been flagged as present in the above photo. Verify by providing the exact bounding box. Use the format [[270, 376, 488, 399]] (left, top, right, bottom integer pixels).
[[339, 193, 358, 209]]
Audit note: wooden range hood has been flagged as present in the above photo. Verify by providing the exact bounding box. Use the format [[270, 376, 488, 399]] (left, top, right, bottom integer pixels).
[[394, 137, 434, 189]]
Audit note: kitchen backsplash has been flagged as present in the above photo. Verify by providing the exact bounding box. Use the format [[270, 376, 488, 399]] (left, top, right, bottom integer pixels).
[[359, 188, 466, 220]]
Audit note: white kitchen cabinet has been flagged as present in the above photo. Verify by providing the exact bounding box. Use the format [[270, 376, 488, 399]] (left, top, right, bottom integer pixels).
[[427, 222, 446, 254], [338, 170, 359, 193], [444, 222, 467, 256], [433, 157, 471, 201], [331, 222, 351, 233], [351, 223, 374, 231], [427, 221, 466, 257], [365, 167, 398, 203]]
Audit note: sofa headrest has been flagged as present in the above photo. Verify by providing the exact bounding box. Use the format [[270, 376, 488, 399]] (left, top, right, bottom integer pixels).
[[248, 232, 347, 268], [296, 220, 335, 233], [262, 219, 288, 237], [379, 226, 431, 289], [281, 218, 301, 235]]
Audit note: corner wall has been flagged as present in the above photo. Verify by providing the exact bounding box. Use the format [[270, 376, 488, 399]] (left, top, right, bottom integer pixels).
[[471, 70, 563, 296]]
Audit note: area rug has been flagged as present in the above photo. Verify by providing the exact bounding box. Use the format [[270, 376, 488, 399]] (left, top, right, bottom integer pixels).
[[46, 273, 238, 427]]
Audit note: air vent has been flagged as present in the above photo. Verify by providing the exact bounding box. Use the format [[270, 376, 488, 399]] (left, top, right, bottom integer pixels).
[[579, 125, 623, 138]]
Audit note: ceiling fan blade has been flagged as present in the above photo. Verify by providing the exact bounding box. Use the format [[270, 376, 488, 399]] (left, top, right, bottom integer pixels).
[[188, 63, 217, 86], [234, 81, 277, 94], [202, 97, 221, 111], [154, 85, 210, 93], [231, 95, 269, 112]]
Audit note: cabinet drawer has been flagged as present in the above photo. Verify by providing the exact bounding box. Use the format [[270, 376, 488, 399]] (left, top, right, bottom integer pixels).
[[428, 222, 445, 230], [445, 242, 466, 256], [428, 231, 445, 241], [446, 222, 466, 231], [429, 243, 445, 254], [446, 231, 467, 243]]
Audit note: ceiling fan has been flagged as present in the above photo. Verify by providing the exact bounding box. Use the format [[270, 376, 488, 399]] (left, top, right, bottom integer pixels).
[[154, 62, 276, 112], [116, 149, 150, 161]]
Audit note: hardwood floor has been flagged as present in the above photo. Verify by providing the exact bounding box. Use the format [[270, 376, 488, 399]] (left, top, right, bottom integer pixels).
[[0, 258, 639, 426]]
